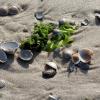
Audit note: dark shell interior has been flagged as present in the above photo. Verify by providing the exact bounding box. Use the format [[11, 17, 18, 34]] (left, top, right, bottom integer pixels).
[[0, 50, 7, 63]]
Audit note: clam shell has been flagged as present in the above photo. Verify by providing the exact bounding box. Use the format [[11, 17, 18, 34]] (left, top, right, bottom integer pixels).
[[45, 62, 57, 70], [19, 50, 33, 61], [0, 6, 8, 16], [0, 50, 7, 63], [8, 6, 19, 15], [72, 53, 80, 64], [34, 11, 44, 20], [0, 42, 19, 54], [78, 48, 93, 63]]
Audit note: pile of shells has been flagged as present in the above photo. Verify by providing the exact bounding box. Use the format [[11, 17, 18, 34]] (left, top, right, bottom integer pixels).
[[0, 5, 24, 16], [62, 48, 93, 64], [0, 41, 34, 63]]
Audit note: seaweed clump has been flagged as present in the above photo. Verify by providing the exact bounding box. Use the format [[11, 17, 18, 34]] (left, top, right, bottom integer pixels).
[[20, 22, 77, 52]]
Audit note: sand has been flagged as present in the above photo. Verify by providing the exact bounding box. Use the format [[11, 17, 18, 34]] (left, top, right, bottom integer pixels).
[[0, 0, 100, 100]]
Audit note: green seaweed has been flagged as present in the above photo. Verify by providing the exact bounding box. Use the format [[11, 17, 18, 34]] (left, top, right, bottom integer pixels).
[[20, 22, 77, 52]]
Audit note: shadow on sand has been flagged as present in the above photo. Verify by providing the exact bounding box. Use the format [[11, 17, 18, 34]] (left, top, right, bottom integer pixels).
[[17, 51, 40, 69], [0, 54, 14, 70]]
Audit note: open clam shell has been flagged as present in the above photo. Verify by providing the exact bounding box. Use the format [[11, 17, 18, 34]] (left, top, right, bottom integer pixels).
[[78, 48, 93, 63], [0, 42, 19, 54], [0, 50, 7, 63], [34, 11, 44, 20], [19, 50, 33, 61]]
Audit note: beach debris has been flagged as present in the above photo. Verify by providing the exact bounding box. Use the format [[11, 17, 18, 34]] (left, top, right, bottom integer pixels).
[[95, 13, 100, 21], [8, 6, 20, 16], [48, 94, 61, 100], [0, 6, 8, 16], [58, 18, 76, 26], [53, 29, 60, 35], [18, 50, 33, 61], [0, 42, 19, 54], [34, 11, 44, 20], [42, 62, 57, 78], [78, 48, 93, 63], [81, 19, 89, 26], [0, 79, 6, 89], [0, 50, 7, 63]]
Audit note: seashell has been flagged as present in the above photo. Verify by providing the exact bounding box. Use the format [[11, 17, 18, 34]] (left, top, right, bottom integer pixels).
[[8, 6, 19, 16], [34, 11, 44, 20], [53, 29, 60, 35], [19, 50, 33, 61], [42, 62, 57, 78], [0, 42, 19, 54], [78, 48, 93, 63], [72, 53, 80, 64], [0, 6, 8, 16], [0, 50, 7, 63], [48, 94, 61, 100], [58, 18, 66, 25], [59, 18, 76, 26], [81, 19, 89, 26], [0, 79, 6, 88]]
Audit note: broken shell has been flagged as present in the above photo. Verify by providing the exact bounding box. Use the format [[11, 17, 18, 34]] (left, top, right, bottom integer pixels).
[[0, 6, 8, 16], [72, 53, 80, 64], [0, 42, 19, 54], [0, 50, 7, 63], [81, 19, 89, 26], [45, 62, 57, 71], [78, 48, 93, 63], [19, 50, 33, 61], [8, 6, 19, 15], [53, 29, 60, 35], [34, 11, 44, 20]]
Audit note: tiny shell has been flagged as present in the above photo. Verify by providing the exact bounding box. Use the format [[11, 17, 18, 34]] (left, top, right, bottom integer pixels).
[[19, 50, 33, 61], [78, 48, 93, 63], [53, 29, 60, 35], [0, 50, 7, 63], [34, 11, 44, 20], [0, 42, 19, 54], [72, 53, 80, 64]]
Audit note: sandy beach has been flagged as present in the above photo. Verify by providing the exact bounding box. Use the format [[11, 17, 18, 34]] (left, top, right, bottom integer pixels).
[[0, 0, 100, 100]]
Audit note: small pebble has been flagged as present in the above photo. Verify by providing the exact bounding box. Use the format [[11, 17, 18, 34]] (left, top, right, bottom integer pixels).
[[0, 80, 5, 89], [0, 6, 8, 16]]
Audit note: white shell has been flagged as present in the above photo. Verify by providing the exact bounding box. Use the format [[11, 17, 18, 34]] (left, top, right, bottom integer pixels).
[[19, 50, 33, 61], [46, 62, 57, 70], [0, 42, 19, 54], [0, 50, 7, 63], [78, 48, 93, 63]]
